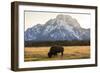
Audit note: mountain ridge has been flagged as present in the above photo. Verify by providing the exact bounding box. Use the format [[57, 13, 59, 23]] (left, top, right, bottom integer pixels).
[[24, 14, 90, 42]]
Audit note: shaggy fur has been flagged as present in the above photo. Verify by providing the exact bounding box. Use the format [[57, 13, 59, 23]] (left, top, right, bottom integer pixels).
[[48, 45, 64, 58]]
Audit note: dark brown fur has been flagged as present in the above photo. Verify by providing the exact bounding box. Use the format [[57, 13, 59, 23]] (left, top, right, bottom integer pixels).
[[48, 45, 64, 58]]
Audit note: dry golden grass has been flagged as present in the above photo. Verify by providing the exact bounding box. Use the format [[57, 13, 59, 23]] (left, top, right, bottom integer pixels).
[[24, 46, 90, 61]]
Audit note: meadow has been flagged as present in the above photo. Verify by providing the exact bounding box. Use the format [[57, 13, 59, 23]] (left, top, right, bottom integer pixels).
[[24, 46, 90, 62]]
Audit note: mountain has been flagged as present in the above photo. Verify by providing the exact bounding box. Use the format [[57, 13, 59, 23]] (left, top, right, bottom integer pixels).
[[24, 14, 90, 42]]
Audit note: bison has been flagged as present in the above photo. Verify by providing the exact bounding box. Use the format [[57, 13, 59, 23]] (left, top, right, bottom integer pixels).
[[48, 45, 64, 58]]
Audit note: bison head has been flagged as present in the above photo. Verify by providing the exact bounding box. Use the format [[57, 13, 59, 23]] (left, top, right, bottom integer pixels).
[[48, 52, 52, 58]]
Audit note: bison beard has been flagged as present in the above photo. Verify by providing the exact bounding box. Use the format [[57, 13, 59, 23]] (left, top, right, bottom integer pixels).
[[48, 46, 64, 58]]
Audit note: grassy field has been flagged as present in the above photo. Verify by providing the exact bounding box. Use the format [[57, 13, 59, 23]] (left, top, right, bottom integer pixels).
[[24, 46, 90, 62]]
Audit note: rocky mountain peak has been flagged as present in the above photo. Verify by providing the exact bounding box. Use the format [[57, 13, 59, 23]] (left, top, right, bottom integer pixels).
[[25, 14, 90, 41]]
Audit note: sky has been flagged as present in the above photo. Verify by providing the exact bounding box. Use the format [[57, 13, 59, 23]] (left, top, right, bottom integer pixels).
[[25, 11, 91, 30]]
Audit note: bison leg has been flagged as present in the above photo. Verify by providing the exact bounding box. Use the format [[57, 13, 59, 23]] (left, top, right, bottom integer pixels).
[[61, 52, 63, 56]]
